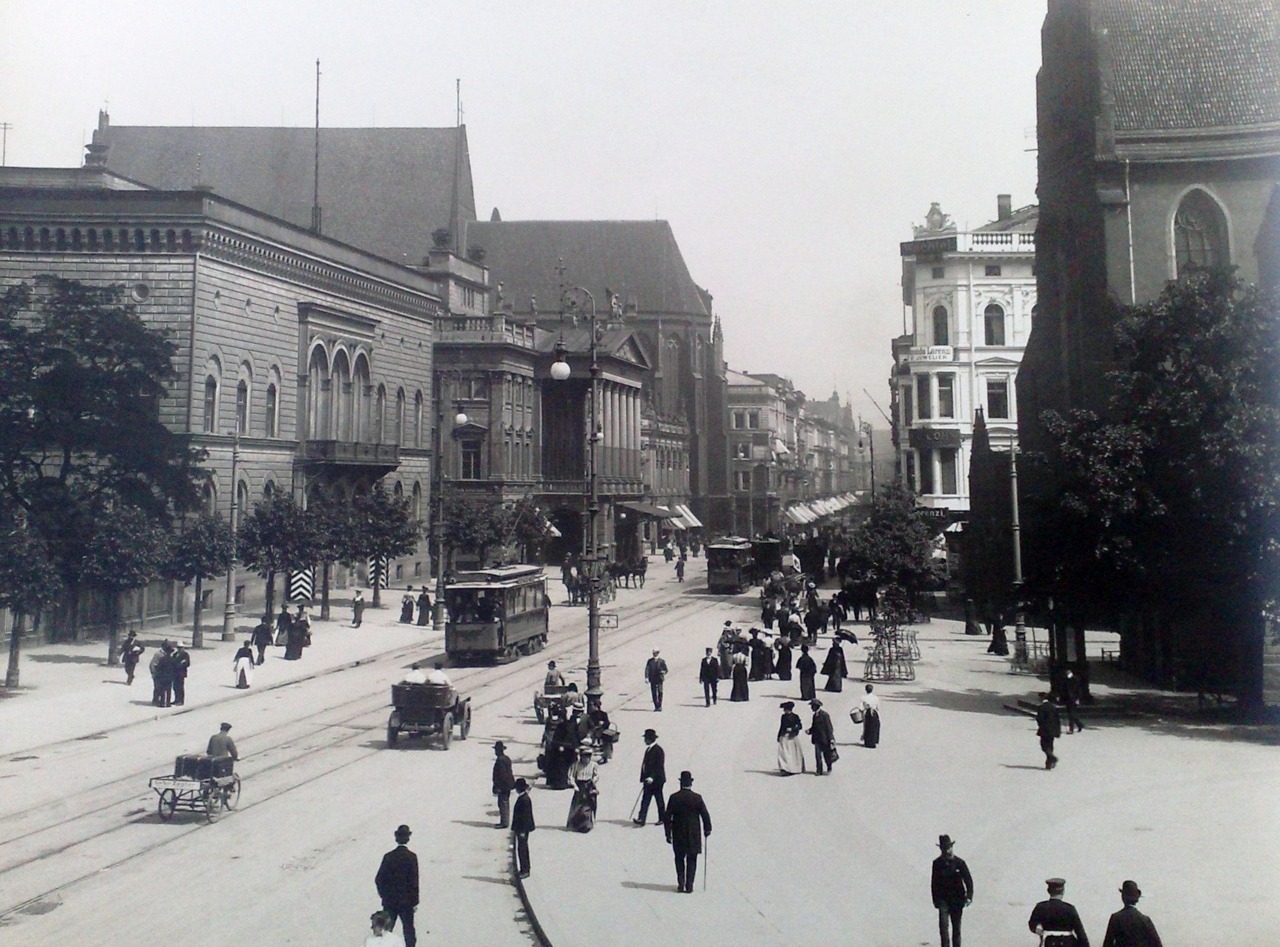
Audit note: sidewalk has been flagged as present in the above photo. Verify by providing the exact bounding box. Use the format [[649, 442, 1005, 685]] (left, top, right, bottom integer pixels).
[[0, 593, 438, 757]]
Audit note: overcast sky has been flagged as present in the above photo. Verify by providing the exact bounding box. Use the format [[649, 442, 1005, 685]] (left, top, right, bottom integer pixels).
[[2, 1, 1045, 425]]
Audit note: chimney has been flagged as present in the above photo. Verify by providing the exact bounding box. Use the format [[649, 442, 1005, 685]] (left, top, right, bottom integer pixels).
[[997, 194, 1012, 221]]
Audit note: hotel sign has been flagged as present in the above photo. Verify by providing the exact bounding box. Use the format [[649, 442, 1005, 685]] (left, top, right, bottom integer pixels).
[[909, 427, 962, 449], [910, 345, 954, 362]]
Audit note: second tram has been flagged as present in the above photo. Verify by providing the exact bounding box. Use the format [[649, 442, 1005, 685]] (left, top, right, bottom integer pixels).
[[706, 537, 755, 593], [444, 564, 549, 663]]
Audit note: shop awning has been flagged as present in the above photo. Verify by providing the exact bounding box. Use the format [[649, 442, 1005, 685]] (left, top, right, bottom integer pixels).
[[620, 501, 674, 519], [675, 503, 703, 529], [665, 517, 686, 530]]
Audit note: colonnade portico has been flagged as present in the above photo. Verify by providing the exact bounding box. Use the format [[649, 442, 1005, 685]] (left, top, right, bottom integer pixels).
[[597, 378, 642, 481]]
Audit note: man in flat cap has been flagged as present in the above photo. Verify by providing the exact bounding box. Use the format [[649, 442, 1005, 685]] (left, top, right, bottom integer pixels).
[[930, 834, 973, 947], [1102, 880, 1163, 947], [1028, 877, 1089, 946], [375, 824, 419, 946], [664, 770, 712, 893], [207, 722, 238, 762]]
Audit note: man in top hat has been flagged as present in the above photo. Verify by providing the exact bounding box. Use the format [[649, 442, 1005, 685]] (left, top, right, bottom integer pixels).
[[664, 770, 712, 893], [492, 742, 515, 828], [644, 649, 668, 711], [207, 722, 238, 761], [375, 824, 420, 947], [1102, 881, 1163, 947], [699, 647, 721, 706], [635, 728, 666, 825], [930, 834, 974, 947], [807, 699, 836, 775], [1028, 877, 1090, 947]]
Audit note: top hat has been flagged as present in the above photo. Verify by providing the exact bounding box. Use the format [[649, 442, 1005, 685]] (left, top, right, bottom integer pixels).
[[643, 728, 658, 739], [678, 770, 694, 785], [938, 834, 954, 849], [1120, 880, 1142, 900], [394, 825, 412, 841]]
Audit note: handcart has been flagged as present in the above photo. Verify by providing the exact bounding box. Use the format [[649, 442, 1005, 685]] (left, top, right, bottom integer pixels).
[[149, 753, 240, 823]]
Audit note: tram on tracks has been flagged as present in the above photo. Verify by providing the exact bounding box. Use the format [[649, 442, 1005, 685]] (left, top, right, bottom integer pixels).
[[706, 537, 755, 593], [444, 564, 550, 663]]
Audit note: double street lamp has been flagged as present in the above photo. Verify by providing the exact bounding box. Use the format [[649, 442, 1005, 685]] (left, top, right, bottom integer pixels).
[[550, 284, 624, 698]]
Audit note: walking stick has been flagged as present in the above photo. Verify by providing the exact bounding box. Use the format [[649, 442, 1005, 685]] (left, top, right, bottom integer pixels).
[[629, 785, 644, 822], [702, 832, 708, 891]]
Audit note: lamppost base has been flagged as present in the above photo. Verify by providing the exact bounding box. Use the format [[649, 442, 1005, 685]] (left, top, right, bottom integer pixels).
[[221, 610, 237, 642]]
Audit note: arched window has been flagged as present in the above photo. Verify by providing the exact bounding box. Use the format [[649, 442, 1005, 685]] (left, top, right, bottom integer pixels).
[[394, 389, 406, 445], [235, 480, 250, 519], [353, 355, 371, 442], [932, 306, 949, 346], [983, 303, 1006, 346], [202, 481, 217, 515], [307, 346, 330, 440], [264, 382, 279, 438], [1174, 189, 1229, 276], [203, 376, 219, 433], [331, 350, 352, 441], [414, 391, 424, 448], [375, 385, 387, 443], [235, 380, 249, 434], [412, 482, 423, 521]]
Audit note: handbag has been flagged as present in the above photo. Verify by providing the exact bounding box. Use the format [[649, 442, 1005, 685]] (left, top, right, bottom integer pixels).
[[830, 747, 840, 762], [850, 708, 865, 724]]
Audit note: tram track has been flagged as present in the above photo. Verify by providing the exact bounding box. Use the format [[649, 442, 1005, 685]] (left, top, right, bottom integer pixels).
[[0, 587, 729, 926]]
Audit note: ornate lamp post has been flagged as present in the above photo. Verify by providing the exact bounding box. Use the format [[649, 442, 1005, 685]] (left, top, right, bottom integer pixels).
[[858, 419, 876, 501], [551, 284, 625, 698], [221, 427, 241, 641], [1009, 441, 1028, 668], [431, 375, 468, 631]]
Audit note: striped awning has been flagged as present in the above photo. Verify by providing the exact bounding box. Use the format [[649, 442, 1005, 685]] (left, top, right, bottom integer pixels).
[[675, 503, 703, 529]]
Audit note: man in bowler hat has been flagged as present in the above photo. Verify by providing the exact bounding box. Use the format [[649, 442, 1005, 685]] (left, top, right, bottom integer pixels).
[[1036, 693, 1062, 769], [634, 728, 666, 825], [1102, 880, 1163, 947], [1028, 877, 1089, 946], [492, 742, 515, 828], [930, 834, 974, 947], [511, 778, 535, 878], [664, 770, 712, 893], [375, 824, 420, 946]]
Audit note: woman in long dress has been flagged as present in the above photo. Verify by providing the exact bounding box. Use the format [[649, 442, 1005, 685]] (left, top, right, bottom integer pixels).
[[729, 646, 750, 701], [774, 637, 793, 681], [860, 683, 881, 748], [233, 640, 255, 688], [566, 742, 599, 832], [796, 645, 817, 701], [776, 701, 806, 775], [821, 641, 847, 692]]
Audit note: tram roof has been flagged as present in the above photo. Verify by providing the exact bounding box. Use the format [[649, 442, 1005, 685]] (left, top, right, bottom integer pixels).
[[448, 564, 546, 588], [707, 537, 753, 550]]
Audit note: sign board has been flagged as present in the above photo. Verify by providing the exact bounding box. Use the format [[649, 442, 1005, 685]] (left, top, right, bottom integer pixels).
[[910, 345, 955, 362], [599, 613, 619, 629]]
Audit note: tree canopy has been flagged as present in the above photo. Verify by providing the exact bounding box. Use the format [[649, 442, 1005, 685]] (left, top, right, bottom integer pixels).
[[840, 481, 941, 597]]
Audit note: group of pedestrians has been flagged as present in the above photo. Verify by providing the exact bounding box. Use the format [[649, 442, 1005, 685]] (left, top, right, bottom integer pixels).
[[121, 634, 191, 708], [399, 586, 432, 625]]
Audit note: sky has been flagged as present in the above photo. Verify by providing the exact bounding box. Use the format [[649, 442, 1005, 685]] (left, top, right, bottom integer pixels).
[[1, 1, 1046, 426]]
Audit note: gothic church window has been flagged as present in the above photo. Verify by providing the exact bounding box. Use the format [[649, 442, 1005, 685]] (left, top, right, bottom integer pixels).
[[1174, 189, 1229, 276]]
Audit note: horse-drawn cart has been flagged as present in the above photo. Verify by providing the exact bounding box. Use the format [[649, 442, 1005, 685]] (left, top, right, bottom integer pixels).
[[387, 682, 472, 749]]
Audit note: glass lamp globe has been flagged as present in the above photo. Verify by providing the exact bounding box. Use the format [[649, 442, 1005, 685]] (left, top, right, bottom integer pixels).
[[550, 360, 571, 381], [454, 411, 469, 427]]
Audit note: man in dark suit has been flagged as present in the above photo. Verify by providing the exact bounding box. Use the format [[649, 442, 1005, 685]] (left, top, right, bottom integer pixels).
[[634, 728, 666, 825], [807, 698, 836, 775], [930, 834, 974, 947], [664, 770, 712, 893], [1036, 693, 1062, 769], [645, 649, 668, 710], [699, 647, 720, 706], [375, 824, 420, 947], [1102, 880, 1163, 947], [511, 778, 535, 878], [1028, 877, 1090, 947], [492, 742, 515, 828]]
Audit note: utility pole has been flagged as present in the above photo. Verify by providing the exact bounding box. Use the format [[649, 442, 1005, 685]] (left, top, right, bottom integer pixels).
[[0, 123, 12, 166], [222, 428, 241, 641]]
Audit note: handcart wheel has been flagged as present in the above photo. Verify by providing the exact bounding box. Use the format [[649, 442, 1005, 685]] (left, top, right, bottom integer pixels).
[[221, 775, 241, 811], [440, 712, 454, 749], [202, 787, 217, 822], [387, 711, 400, 748], [459, 704, 472, 740], [157, 789, 178, 821]]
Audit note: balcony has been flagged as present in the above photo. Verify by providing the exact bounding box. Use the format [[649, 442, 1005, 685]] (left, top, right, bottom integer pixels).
[[957, 230, 1035, 253], [300, 440, 400, 468]]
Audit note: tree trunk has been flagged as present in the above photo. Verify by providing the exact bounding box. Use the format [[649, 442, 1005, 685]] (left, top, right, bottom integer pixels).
[[320, 562, 332, 621], [191, 574, 204, 649], [371, 560, 383, 608], [5, 610, 26, 688], [265, 570, 276, 619], [105, 593, 121, 667]]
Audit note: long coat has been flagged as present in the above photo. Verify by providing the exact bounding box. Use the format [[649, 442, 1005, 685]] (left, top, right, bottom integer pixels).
[[808, 708, 835, 747], [664, 787, 711, 856], [796, 654, 818, 700], [512, 792, 536, 834], [1102, 905, 1162, 947], [640, 743, 666, 786], [375, 845, 419, 909]]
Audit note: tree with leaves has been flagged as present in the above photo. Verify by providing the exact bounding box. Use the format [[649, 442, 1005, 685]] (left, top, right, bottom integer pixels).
[[1032, 269, 1279, 707], [78, 505, 173, 666], [502, 496, 553, 563], [0, 277, 205, 642], [1, 509, 64, 687], [841, 481, 942, 602], [164, 513, 236, 648], [345, 486, 421, 607], [442, 494, 508, 572], [238, 492, 317, 618], [307, 491, 353, 621]]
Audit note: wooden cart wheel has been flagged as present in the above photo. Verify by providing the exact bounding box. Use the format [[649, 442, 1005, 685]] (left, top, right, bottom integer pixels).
[[440, 712, 454, 749], [387, 711, 400, 748], [221, 775, 242, 811], [459, 704, 472, 740], [157, 789, 178, 821]]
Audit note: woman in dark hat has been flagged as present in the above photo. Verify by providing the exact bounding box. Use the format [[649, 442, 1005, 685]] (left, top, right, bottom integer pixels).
[[821, 639, 848, 692], [773, 633, 793, 681], [776, 701, 806, 774], [566, 740, 599, 832]]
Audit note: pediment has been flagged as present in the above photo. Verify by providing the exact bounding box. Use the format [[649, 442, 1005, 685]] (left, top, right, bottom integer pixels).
[[974, 356, 1022, 368]]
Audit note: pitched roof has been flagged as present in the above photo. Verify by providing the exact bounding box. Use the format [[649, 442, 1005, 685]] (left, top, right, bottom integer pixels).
[[96, 122, 475, 265], [1097, 0, 1280, 131], [974, 204, 1039, 233], [464, 220, 711, 319]]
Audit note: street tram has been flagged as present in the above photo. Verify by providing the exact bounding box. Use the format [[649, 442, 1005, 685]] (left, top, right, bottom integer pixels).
[[706, 537, 755, 593], [444, 564, 549, 663]]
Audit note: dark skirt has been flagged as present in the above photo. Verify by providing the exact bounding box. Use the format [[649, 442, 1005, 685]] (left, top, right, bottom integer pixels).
[[730, 664, 750, 701], [799, 673, 816, 701], [824, 674, 844, 693], [775, 649, 792, 681], [862, 710, 881, 747], [399, 601, 415, 623], [567, 784, 597, 832]]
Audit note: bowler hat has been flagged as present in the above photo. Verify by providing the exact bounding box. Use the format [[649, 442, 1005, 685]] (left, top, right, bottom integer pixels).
[[938, 834, 954, 849], [1120, 880, 1142, 900], [394, 824, 412, 841], [493, 741, 506, 752], [678, 770, 694, 785], [724, 620, 732, 627], [809, 699, 822, 708], [643, 728, 658, 739], [515, 777, 528, 791]]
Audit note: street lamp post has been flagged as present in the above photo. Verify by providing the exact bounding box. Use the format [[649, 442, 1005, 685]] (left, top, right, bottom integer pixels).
[[221, 428, 241, 642], [431, 375, 468, 632], [858, 420, 876, 501], [1009, 442, 1028, 668], [551, 284, 624, 698]]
